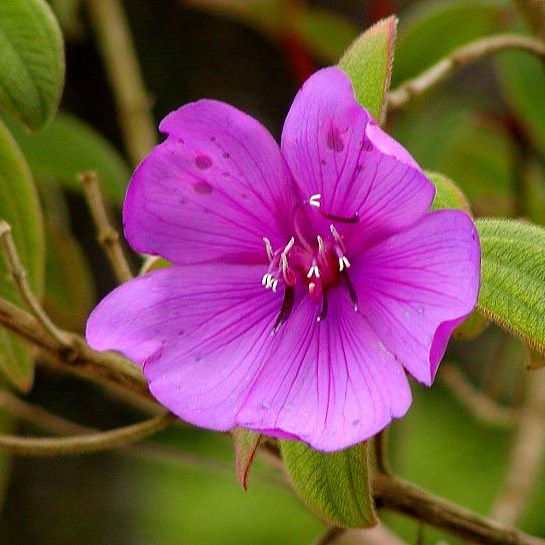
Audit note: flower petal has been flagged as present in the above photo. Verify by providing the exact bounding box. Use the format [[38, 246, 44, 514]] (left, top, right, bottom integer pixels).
[[124, 100, 298, 265], [281, 67, 434, 249], [88, 264, 412, 450], [238, 290, 412, 452], [353, 210, 481, 385], [85, 264, 279, 367]]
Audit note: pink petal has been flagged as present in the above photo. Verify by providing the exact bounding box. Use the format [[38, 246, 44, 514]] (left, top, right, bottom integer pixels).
[[281, 67, 435, 249], [124, 100, 298, 265], [88, 264, 412, 449], [85, 264, 279, 367], [353, 210, 481, 385], [238, 290, 412, 451]]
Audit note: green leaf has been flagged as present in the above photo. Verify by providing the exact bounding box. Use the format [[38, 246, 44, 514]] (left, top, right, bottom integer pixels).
[[394, 0, 509, 85], [496, 50, 545, 156], [0, 0, 65, 129], [232, 428, 262, 490], [281, 441, 376, 528], [0, 118, 44, 390], [476, 218, 545, 353], [295, 8, 359, 63], [184, 0, 283, 37], [338, 15, 397, 123], [40, 179, 95, 331], [428, 171, 471, 213], [3, 112, 130, 204]]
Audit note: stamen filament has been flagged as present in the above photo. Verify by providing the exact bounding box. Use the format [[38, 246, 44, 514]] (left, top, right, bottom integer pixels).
[[272, 286, 295, 334], [342, 269, 359, 311]]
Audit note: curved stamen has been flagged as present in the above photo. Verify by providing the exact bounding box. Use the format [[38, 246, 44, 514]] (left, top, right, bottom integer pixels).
[[321, 210, 360, 224], [263, 237, 274, 261], [271, 286, 295, 334], [342, 269, 359, 311]]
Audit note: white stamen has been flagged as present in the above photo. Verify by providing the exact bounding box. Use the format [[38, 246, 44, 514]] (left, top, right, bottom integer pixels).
[[272, 279, 279, 292], [309, 194, 321, 208], [307, 264, 320, 279], [317, 235, 325, 254], [261, 273, 269, 286], [262, 237, 274, 261], [339, 256, 351, 272], [282, 236, 295, 256]]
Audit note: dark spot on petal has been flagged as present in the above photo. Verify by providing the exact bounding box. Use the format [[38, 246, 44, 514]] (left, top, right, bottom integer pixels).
[[352, 419, 360, 426], [194, 354, 203, 362], [222, 171, 230, 177], [321, 159, 326, 166], [362, 139, 373, 152], [193, 181, 213, 195], [179, 198, 187, 205], [326, 126, 345, 152], [178, 329, 184, 336], [210, 136, 216, 142], [222, 152, 230, 159], [241, 193, 248, 200], [195, 155, 213, 170]]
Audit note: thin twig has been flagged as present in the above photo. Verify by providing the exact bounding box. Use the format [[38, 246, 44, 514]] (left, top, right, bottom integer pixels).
[[0, 295, 148, 398], [0, 389, 88, 436], [84, 0, 156, 165], [388, 34, 545, 111], [79, 171, 133, 284], [491, 366, 545, 525], [0, 412, 174, 456], [0, 221, 74, 349], [312, 527, 345, 545], [440, 365, 518, 427], [373, 473, 545, 545], [511, 0, 545, 41]]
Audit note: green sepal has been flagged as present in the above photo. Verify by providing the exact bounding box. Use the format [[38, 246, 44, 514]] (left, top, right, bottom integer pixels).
[[281, 440, 377, 528], [338, 16, 398, 124]]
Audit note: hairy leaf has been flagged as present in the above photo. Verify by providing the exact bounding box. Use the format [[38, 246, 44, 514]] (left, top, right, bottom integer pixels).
[[338, 16, 397, 124], [281, 441, 376, 528], [476, 218, 545, 353]]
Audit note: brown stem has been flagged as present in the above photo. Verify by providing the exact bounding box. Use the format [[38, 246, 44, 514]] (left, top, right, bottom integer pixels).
[[373, 473, 545, 545], [80, 171, 133, 284], [388, 34, 545, 111], [0, 296, 149, 398], [85, 0, 157, 165], [440, 364, 518, 427], [511, 0, 545, 41], [491, 367, 545, 524], [0, 413, 174, 456], [0, 221, 74, 348]]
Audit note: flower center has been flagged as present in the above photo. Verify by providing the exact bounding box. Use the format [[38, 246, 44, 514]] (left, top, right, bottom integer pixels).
[[262, 195, 359, 333]]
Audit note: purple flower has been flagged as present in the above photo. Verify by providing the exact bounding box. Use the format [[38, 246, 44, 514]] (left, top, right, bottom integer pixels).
[[86, 67, 480, 452]]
